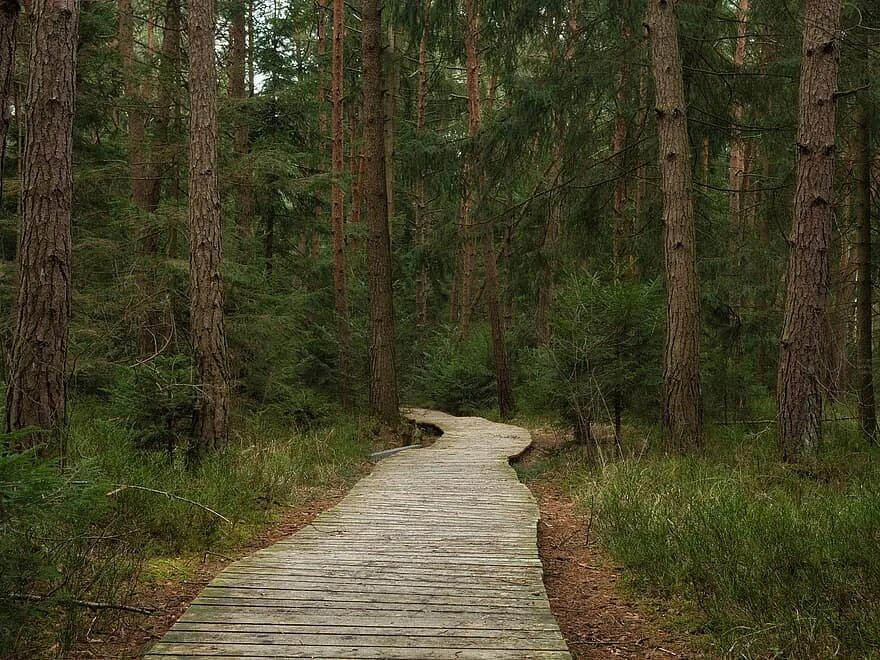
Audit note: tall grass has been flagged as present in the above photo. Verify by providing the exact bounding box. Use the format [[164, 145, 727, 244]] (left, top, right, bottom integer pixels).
[[1, 401, 371, 656], [523, 422, 880, 658]]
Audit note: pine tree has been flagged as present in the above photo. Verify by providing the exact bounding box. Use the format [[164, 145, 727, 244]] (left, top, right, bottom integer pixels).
[[777, 0, 843, 462], [646, 0, 703, 448], [6, 0, 79, 446], [330, 0, 352, 392], [187, 0, 230, 457], [362, 0, 398, 425]]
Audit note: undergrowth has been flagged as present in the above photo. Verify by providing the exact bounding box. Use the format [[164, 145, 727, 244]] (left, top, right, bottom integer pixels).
[[0, 400, 370, 657], [519, 420, 880, 659]]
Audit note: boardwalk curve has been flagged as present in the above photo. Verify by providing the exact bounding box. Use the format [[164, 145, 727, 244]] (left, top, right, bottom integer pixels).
[[146, 409, 571, 659]]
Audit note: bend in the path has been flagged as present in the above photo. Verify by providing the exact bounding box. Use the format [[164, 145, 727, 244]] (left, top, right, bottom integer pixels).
[[145, 408, 571, 659]]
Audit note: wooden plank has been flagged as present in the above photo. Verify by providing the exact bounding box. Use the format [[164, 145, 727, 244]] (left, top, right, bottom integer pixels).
[[146, 409, 571, 659]]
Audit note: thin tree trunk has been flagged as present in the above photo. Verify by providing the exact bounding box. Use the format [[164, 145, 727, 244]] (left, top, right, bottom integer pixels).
[[362, 0, 399, 426], [6, 0, 79, 447], [119, 0, 159, 213], [855, 104, 876, 441], [187, 0, 230, 458], [383, 24, 399, 229], [483, 230, 514, 418], [0, 0, 18, 197], [229, 0, 252, 232], [611, 58, 630, 276], [777, 0, 843, 462], [158, 0, 182, 255], [646, 0, 702, 448], [330, 0, 352, 393], [453, 0, 480, 331], [729, 0, 750, 228], [414, 0, 430, 332]]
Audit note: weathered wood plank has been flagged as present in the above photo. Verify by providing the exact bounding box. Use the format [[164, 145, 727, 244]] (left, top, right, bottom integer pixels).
[[145, 409, 571, 659]]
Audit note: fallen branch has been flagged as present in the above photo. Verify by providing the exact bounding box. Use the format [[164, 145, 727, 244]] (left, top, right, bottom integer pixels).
[[106, 485, 232, 524], [9, 593, 155, 615]]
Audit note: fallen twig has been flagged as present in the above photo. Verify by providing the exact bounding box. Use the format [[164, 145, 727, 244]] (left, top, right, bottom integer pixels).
[[106, 485, 232, 524], [9, 593, 155, 615]]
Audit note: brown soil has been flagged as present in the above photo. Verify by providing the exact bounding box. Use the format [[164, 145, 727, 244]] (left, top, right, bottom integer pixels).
[[524, 429, 699, 659], [70, 491, 348, 659]]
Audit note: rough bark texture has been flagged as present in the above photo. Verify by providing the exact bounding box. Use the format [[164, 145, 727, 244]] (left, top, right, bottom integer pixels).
[[855, 105, 876, 441], [362, 0, 399, 425], [414, 1, 430, 331], [330, 0, 352, 390], [229, 0, 253, 232], [646, 0, 703, 448], [6, 0, 79, 446], [119, 0, 159, 212], [188, 0, 230, 457], [0, 0, 18, 187], [777, 0, 843, 462]]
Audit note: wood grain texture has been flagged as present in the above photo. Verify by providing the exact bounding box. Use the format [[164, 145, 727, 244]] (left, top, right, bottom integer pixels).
[[145, 409, 570, 659]]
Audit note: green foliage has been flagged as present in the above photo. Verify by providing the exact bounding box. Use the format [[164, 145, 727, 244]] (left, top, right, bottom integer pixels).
[[410, 325, 497, 415], [0, 403, 370, 656], [539, 423, 880, 658], [522, 274, 663, 430]]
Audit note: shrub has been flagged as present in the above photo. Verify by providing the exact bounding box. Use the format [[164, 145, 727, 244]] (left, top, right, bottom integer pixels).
[[409, 324, 497, 415]]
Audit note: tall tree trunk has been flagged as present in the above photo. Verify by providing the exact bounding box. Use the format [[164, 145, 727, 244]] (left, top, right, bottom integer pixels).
[[383, 24, 399, 228], [187, 0, 230, 458], [646, 0, 702, 448], [158, 0, 182, 255], [6, 0, 79, 447], [119, 0, 159, 213], [0, 0, 18, 195], [362, 0, 399, 425], [414, 0, 430, 332], [611, 58, 630, 276], [330, 0, 352, 393], [855, 104, 876, 441], [777, 0, 843, 462], [229, 0, 252, 232], [729, 0, 750, 228], [453, 0, 480, 330]]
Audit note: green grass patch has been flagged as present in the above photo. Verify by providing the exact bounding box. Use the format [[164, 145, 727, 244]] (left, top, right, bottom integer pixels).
[[521, 422, 880, 658], [0, 400, 372, 657]]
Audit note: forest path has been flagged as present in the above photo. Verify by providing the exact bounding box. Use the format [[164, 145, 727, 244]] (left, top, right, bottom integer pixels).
[[145, 409, 571, 659]]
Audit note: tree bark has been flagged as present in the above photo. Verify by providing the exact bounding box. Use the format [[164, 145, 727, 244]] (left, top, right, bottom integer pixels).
[[6, 0, 79, 447], [187, 0, 230, 458], [119, 0, 159, 213], [383, 24, 400, 229], [452, 0, 480, 331], [414, 1, 430, 332], [646, 0, 703, 448], [330, 0, 352, 392], [855, 104, 876, 441], [729, 0, 750, 228], [0, 0, 18, 192], [777, 0, 843, 462], [229, 0, 253, 232], [362, 0, 399, 426]]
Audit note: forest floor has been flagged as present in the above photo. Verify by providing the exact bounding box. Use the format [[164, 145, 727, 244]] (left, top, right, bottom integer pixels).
[[69, 419, 697, 660], [521, 429, 699, 659], [69, 490, 351, 659]]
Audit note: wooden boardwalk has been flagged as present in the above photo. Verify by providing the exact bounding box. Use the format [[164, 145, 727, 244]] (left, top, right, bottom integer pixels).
[[145, 409, 571, 659]]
